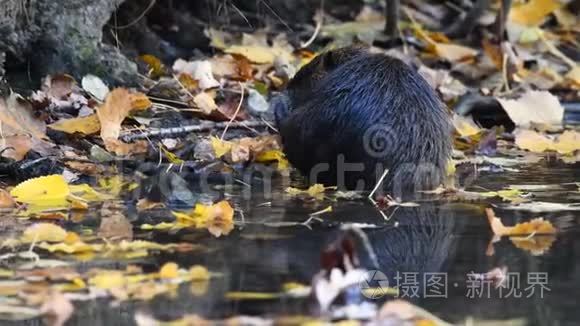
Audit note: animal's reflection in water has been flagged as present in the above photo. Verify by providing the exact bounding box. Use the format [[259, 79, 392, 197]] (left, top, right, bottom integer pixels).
[[222, 202, 461, 309]]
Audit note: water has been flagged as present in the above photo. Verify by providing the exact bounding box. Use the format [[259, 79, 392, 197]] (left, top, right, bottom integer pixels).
[[4, 159, 580, 325]]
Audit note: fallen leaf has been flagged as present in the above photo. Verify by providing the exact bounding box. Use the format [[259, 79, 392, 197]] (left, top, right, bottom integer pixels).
[[48, 114, 101, 135], [190, 265, 210, 281], [97, 88, 133, 141], [159, 262, 179, 279], [172, 59, 220, 90], [509, 0, 563, 26], [103, 139, 148, 156], [515, 129, 580, 154], [0, 189, 16, 208], [42, 74, 76, 100], [453, 114, 482, 137], [211, 136, 232, 158], [10, 175, 70, 207], [0, 93, 47, 140], [496, 201, 580, 212], [98, 205, 133, 241], [433, 43, 478, 62], [81, 74, 109, 101], [139, 54, 166, 78], [496, 91, 564, 128], [21, 223, 68, 243], [193, 92, 218, 114]]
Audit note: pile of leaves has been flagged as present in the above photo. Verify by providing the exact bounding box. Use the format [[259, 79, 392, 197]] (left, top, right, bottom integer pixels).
[[0, 0, 578, 325]]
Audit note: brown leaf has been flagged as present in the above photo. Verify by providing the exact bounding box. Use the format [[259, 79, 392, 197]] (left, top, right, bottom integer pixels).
[[0, 94, 47, 140], [98, 203, 133, 241], [103, 139, 148, 156], [97, 88, 133, 141], [0, 189, 16, 208], [42, 74, 76, 100]]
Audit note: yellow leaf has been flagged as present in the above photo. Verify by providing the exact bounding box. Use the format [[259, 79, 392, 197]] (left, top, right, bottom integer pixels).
[[89, 271, 126, 290], [255, 150, 289, 170], [48, 114, 101, 135], [554, 130, 580, 154], [565, 66, 580, 87], [21, 223, 67, 243], [452, 114, 482, 137], [171, 200, 234, 237], [38, 241, 99, 254], [433, 43, 478, 62], [514, 129, 554, 152], [139, 54, 166, 78], [140, 222, 176, 230], [159, 262, 179, 279], [286, 184, 329, 199], [160, 145, 184, 164], [211, 136, 232, 158], [10, 175, 70, 206], [190, 265, 210, 281], [509, 0, 563, 26], [69, 183, 112, 201], [129, 92, 152, 111], [193, 92, 218, 114], [225, 45, 292, 64], [225, 291, 281, 300]]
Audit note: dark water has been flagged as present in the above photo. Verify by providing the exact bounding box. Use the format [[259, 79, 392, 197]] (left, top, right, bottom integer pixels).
[[8, 160, 580, 326]]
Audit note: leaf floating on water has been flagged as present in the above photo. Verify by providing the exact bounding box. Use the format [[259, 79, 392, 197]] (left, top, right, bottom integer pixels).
[[146, 200, 235, 237], [286, 184, 334, 199], [159, 262, 179, 279], [10, 175, 70, 207], [495, 201, 580, 213], [20, 223, 68, 243]]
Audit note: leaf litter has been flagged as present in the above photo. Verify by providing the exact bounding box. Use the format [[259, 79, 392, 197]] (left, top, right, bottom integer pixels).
[[0, 0, 579, 324]]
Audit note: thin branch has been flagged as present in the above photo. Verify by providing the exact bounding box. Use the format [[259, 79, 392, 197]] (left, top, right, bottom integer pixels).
[[120, 120, 270, 142], [221, 82, 245, 140]]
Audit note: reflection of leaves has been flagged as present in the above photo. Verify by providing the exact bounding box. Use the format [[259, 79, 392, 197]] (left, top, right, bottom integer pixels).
[[511, 235, 556, 256], [40, 290, 74, 326], [98, 203, 133, 241], [486, 208, 556, 236]]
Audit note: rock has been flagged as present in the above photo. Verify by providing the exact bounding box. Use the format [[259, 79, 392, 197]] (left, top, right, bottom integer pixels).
[[0, 0, 137, 88]]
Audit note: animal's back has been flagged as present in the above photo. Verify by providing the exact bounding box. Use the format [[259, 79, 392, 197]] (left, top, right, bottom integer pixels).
[[276, 47, 452, 193]]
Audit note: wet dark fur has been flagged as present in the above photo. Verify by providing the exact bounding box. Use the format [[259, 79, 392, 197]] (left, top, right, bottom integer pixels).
[[272, 47, 452, 193]]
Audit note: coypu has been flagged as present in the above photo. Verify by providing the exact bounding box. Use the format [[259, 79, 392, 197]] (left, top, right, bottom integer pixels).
[[271, 46, 452, 193]]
